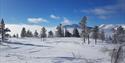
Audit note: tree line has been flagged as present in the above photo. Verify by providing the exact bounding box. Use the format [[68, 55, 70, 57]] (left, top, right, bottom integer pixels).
[[1, 17, 125, 44]]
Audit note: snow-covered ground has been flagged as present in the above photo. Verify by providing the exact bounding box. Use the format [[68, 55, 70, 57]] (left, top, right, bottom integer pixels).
[[0, 38, 122, 63]]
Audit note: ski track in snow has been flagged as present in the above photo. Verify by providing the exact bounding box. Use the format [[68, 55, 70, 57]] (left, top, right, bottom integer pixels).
[[0, 38, 119, 63]]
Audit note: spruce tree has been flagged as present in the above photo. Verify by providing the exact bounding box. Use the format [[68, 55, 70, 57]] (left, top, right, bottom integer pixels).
[[21, 27, 26, 38], [56, 24, 64, 37], [26, 30, 33, 37], [73, 28, 80, 37], [34, 30, 38, 37], [0, 19, 10, 42], [48, 31, 53, 38], [41, 27, 47, 41], [65, 29, 72, 37]]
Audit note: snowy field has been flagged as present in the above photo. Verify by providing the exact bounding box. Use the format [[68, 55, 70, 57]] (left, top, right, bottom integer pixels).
[[0, 38, 121, 63]]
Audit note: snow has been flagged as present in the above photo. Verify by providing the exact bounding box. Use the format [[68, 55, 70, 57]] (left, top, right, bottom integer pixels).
[[0, 37, 119, 63]]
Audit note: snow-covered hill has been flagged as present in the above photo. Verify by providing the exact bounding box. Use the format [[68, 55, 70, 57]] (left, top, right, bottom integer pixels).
[[99, 24, 125, 37], [99, 24, 125, 30]]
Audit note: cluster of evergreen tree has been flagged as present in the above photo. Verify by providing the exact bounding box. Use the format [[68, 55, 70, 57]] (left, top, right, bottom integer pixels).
[[20, 27, 54, 38], [20, 27, 34, 38]]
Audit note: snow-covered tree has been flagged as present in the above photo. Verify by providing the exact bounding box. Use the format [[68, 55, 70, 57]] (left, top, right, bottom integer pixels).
[[26, 30, 33, 37], [34, 30, 39, 37], [73, 28, 80, 37], [56, 24, 64, 37], [21, 27, 26, 38], [48, 31, 53, 38], [0, 19, 11, 42], [40, 27, 47, 41], [65, 29, 72, 37]]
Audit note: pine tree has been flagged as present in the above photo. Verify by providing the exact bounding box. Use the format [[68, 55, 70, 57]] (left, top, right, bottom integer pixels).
[[26, 30, 33, 37], [21, 27, 26, 38], [0, 19, 11, 42], [41, 27, 47, 41], [34, 30, 38, 37], [73, 28, 80, 37], [65, 29, 72, 37], [56, 24, 64, 37], [26, 30, 30, 37], [48, 31, 53, 38]]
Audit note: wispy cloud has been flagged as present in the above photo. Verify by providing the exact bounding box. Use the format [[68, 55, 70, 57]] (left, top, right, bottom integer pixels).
[[81, 8, 114, 19], [61, 17, 71, 25], [50, 14, 60, 19], [81, 0, 125, 19], [28, 18, 47, 24]]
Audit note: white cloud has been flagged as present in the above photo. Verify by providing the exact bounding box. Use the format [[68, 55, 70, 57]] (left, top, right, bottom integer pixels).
[[28, 18, 47, 24], [81, 0, 125, 19], [81, 8, 114, 19], [50, 14, 60, 19], [98, 15, 110, 19], [92, 8, 114, 15], [61, 17, 71, 25]]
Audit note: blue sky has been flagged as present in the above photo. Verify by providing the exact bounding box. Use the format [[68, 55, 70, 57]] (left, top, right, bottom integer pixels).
[[0, 0, 125, 27]]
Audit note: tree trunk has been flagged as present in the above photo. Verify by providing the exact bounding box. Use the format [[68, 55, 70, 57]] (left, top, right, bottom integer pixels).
[[88, 35, 90, 44]]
